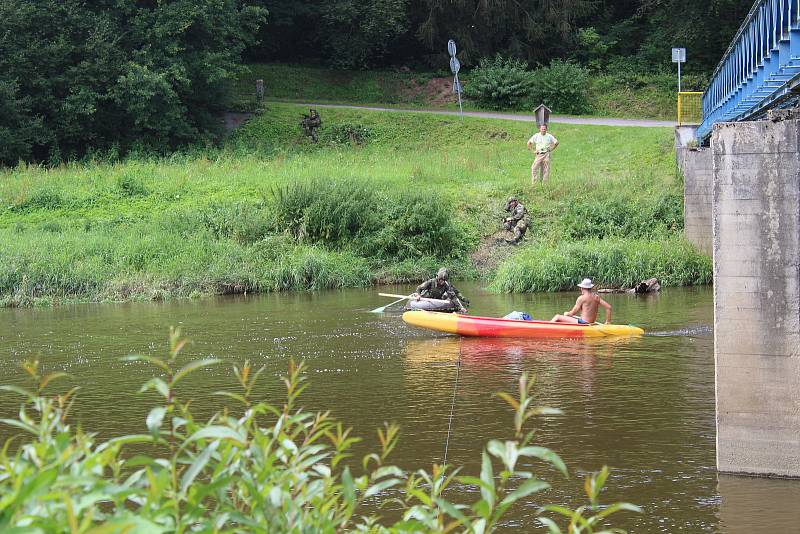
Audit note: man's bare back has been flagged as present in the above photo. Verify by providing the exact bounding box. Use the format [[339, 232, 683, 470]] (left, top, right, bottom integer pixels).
[[551, 284, 612, 324]]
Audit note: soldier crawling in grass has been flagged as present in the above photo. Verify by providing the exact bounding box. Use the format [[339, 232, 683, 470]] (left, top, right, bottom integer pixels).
[[503, 196, 529, 245]]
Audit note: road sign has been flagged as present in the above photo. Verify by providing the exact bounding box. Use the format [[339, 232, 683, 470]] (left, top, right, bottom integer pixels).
[[672, 48, 686, 92], [447, 39, 457, 57], [450, 57, 460, 74]]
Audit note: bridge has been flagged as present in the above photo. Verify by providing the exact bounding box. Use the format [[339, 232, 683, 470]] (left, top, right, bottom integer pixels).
[[678, 0, 800, 480], [697, 0, 800, 141]]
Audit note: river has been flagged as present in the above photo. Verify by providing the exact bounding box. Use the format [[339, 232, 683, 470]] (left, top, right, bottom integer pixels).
[[1, 283, 798, 532]]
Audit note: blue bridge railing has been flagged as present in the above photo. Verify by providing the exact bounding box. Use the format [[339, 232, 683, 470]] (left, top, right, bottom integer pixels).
[[697, 0, 800, 141]]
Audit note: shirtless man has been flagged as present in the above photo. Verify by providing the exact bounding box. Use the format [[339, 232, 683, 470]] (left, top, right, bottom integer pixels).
[[551, 278, 612, 324]]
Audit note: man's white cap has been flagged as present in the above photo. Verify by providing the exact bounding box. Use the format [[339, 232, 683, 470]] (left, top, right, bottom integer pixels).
[[577, 278, 594, 289]]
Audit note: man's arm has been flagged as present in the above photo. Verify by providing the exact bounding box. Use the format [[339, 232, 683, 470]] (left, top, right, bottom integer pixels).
[[527, 136, 534, 149], [598, 297, 612, 324], [550, 137, 559, 151], [564, 297, 583, 316]]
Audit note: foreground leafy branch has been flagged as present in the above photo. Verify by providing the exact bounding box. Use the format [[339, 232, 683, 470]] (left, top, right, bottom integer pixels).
[[0, 329, 640, 532]]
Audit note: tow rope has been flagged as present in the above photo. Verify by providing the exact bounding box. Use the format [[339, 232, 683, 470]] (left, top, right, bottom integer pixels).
[[442, 346, 462, 468]]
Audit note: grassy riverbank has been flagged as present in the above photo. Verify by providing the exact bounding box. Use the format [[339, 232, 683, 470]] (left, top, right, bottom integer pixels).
[[0, 103, 709, 306], [234, 63, 702, 120]]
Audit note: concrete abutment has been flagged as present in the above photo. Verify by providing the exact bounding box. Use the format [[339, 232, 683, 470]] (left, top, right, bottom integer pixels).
[[711, 119, 800, 477]]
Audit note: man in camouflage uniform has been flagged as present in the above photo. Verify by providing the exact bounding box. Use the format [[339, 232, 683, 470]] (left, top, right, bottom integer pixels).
[[301, 109, 322, 142], [414, 267, 469, 313], [503, 196, 529, 245]]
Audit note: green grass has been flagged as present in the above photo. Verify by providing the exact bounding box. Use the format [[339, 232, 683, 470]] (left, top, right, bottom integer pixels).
[[234, 63, 688, 120], [491, 238, 711, 293], [0, 103, 706, 305]]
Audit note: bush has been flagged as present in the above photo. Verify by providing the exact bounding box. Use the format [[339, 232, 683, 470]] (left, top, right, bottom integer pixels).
[[272, 180, 468, 260], [529, 60, 591, 115], [0, 329, 640, 531], [326, 122, 374, 145], [465, 55, 534, 110], [272, 180, 378, 244]]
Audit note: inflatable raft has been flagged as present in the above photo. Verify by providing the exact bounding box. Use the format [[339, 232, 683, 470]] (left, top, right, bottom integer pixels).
[[402, 311, 644, 338], [404, 297, 458, 312]]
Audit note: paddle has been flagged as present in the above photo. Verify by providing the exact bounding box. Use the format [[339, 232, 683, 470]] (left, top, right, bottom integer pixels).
[[378, 292, 446, 303], [370, 294, 410, 314]]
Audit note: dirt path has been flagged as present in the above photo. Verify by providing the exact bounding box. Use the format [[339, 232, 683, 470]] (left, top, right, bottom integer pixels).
[[291, 103, 676, 128]]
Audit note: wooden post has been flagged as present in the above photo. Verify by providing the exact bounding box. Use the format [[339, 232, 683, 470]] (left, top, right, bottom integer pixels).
[[255, 79, 264, 105]]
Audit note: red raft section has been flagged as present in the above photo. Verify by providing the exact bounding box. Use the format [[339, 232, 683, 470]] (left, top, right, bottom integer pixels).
[[402, 311, 644, 339]]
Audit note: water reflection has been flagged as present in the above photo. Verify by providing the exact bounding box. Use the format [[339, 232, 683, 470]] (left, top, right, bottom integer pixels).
[[0, 284, 798, 532]]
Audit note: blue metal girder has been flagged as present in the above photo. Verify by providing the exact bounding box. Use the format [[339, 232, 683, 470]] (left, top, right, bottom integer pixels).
[[697, 0, 800, 142]]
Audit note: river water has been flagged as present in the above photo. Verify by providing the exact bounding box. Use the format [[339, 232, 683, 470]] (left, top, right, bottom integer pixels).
[[1, 283, 799, 532]]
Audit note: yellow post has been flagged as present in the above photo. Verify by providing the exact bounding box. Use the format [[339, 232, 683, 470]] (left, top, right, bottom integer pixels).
[[677, 92, 703, 126]]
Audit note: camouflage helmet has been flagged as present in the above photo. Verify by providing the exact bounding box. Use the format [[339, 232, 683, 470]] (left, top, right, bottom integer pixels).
[[505, 196, 518, 210], [436, 267, 449, 281]]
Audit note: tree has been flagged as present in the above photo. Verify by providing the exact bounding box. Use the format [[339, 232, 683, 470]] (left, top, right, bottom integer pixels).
[[0, 1, 267, 165], [416, 0, 596, 65], [320, 0, 410, 68]]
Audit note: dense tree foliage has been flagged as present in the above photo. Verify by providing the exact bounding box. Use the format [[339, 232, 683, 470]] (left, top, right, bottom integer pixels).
[[253, 0, 751, 73], [0, 1, 266, 165]]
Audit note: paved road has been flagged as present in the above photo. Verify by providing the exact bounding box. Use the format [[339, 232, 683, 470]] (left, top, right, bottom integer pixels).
[[295, 103, 677, 128]]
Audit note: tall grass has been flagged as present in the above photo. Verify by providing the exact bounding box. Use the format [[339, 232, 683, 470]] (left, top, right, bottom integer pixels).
[[491, 238, 712, 293], [0, 103, 695, 305]]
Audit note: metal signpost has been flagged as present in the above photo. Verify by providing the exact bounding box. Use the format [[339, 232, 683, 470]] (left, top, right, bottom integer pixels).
[[672, 47, 686, 92], [448, 39, 464, 117]]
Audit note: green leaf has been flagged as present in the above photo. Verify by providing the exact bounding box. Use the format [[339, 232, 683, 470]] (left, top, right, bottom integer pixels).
[[536, 517, 563, 533], [595, 502, 643, 518], [181, 440, 219, 496], [186, 425, 246, 445], [479, 450, 495, 510], [518, 446, 568, 478], [122, 354, 169, 373], [0, 385, 35, 400], [213, 391, 247, 405], [432, 497, 469, 524], [0, 418, 37, 435], [499, 478, 550, 507], [139, 378, 169, 399], [363, 477, 401, 498], [146, 407, 166, 437], [99, 434, 160, 451], [173, 358, 222, 385], [342, 466, 355, 505]]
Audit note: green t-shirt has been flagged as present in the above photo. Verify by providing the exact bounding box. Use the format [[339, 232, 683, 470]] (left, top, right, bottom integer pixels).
[[529, 132, 557, 154]]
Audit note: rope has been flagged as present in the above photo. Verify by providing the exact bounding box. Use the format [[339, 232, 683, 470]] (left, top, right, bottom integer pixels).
[[442, 347, 462, 468]]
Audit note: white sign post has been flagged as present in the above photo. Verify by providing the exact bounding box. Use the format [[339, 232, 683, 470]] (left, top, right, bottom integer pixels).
[[672, 47, 686, 92], [448, 39, 464, 118]]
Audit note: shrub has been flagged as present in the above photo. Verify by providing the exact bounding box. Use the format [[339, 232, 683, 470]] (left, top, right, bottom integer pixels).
[[0, 329, 640, 531], [272, 180, 468, 260], [465, 55, 534, 110], [272, 180, 378, 244], [529, 60, 591, 115], [116, 173, 148, 197], [326, 122, 374, 145]]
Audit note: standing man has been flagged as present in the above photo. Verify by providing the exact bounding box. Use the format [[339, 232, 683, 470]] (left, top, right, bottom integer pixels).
[[527, 123, 559, 185]]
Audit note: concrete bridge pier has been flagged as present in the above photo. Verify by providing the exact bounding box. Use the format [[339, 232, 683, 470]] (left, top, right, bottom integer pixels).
[[712, 119, 800, 477], [676, 126, 713, 255]]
